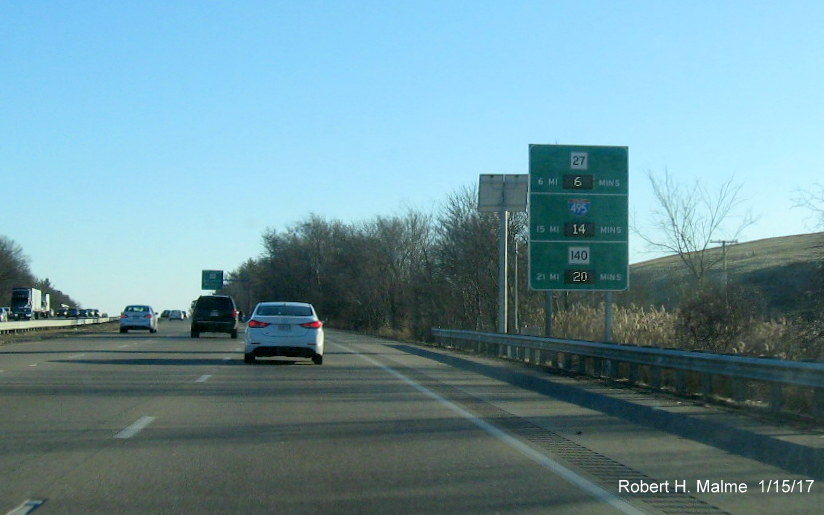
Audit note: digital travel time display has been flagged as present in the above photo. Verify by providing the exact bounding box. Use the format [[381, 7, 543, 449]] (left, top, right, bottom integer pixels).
[[564, 222, 596, 237], [565, 269, 595, 284], [563, 174, 594, 190]]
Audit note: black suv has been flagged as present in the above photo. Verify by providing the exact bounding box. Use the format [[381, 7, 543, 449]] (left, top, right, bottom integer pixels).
[[190, 295, 239, 338]]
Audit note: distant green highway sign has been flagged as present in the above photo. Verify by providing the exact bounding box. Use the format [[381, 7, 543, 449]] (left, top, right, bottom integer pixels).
[[529, 144, 629, 291], [201, 270, 224, 290]]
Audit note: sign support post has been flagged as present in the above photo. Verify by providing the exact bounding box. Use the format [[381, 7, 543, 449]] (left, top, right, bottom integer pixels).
[[498, 207, 508, 333], [479, 174, 528, 334]]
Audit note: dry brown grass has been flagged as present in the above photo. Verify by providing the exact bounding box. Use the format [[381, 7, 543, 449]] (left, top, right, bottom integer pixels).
[[551, 304, 821, 361], [552, 303, 677, 346]]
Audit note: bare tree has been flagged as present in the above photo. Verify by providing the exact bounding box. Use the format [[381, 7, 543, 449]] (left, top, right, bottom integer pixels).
[[0, 236, 35, 297], [636, 170, 755, 282], [794, 182, 824, 230]]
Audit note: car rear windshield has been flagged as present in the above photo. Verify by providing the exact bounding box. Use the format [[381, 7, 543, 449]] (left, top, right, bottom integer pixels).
[[195, 297, 234, 311], [125, 305, 150, 312], [257, 305, 313, 317]]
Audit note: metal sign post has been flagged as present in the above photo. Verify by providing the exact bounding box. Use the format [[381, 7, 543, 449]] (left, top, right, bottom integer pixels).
[[479, 174, 528, 334]]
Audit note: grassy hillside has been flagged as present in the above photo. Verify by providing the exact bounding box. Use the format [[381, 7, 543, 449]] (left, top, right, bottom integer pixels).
[[627, 232, 824, 317]]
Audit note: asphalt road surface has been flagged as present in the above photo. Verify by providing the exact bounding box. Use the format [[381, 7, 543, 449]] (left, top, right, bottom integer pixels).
[[0, 321, 820, 514]]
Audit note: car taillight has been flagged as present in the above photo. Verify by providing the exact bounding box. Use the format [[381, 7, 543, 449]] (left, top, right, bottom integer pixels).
[[120, 314, 128, 319], [144, 314, 153, 319], [232, 309, 239, 319], [301, 320, 323, 329], [247, 319, 270, 328]]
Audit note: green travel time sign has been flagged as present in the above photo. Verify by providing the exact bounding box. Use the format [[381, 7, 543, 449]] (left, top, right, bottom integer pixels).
[[201, 270, 224, 290], [529, 144, 629, 291]]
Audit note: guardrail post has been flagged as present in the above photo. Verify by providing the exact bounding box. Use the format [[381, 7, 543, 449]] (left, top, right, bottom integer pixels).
[[578, 355, 586, 375], [732, 378, 747, 403], [605, 359, 617, 381], [593, 357, 603, 378], [564, 353, 573, 372], [701, 373, 713, 399], [650, 366, 662, 390], [814, 388, 824, 421], [628, 363, 638, 386], [675, 370, 687, 394], [770, 383, 784, 413]]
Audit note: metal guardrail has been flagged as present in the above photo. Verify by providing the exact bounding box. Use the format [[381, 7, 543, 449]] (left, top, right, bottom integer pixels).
[[0, 317, 119, 335], [431, 328, 824, 421]]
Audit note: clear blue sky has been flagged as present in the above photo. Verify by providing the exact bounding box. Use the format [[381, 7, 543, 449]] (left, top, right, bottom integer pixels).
[[2, 1, 823, 315]]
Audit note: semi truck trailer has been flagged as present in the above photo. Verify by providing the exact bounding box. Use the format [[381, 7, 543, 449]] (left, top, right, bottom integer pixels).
[[10, 287, 51, 320]]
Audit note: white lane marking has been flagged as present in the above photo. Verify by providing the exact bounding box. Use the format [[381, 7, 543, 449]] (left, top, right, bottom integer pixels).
[[68, 354, 85, 359], [195, 374, 212, 383], [114, 416, 156, 439], [335, 342, 647, 515], [5, 499, 45, 515], [118, 344, 128, 348], [222, 357, 231, 361], [28, 364, 38, 367]]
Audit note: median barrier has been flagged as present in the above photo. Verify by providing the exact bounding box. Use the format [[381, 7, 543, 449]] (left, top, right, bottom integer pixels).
[[0, 317, 120, 335]]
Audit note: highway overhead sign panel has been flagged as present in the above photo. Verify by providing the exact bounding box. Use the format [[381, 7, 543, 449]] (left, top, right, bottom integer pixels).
[[529, 144, 629, 291]]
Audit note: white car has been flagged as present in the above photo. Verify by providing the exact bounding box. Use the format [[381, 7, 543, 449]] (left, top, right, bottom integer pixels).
[[119, 305, 158, 333], [169, 309, 184, 320], [244, 302, 324, 364]]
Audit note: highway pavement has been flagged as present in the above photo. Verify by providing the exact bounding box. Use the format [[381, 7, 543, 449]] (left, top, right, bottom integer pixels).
[[0, 321, 821, 514]]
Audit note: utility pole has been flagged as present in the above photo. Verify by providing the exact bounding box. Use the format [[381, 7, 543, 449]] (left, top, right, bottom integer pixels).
[[711, 239, 738, 305], [711, 239, 738, 288]]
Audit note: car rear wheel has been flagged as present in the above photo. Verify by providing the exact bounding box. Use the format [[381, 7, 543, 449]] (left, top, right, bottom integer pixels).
[[244, 353, 255, 364], [120, 328, 127, 334], [230, 329, 238, 339], [312, 354, 323, 365], [191, 330, 199, 338]]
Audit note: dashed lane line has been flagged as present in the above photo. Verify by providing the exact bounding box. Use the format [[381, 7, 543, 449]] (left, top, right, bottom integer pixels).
[[114, 416, 156, 439], [4, 499, 45, 515]]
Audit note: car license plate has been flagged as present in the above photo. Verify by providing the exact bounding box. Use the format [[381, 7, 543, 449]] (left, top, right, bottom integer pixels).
[[210, 310, 219, 317], [278, 324, 291, 332]]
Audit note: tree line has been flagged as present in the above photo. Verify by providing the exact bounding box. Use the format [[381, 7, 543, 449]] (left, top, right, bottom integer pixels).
[[222, 187, 538, 341], [0, 235, 78, 310], [221, 177, 824, 360]]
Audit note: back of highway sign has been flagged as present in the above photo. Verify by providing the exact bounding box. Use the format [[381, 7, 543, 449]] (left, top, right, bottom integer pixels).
[[528, 144, 629, 291]]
